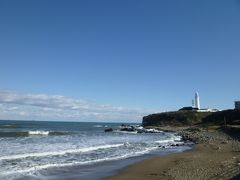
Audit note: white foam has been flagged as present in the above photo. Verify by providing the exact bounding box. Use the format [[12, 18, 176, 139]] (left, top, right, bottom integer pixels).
[[155, 136, 185, 148], [0, 144, 124, 161], [93, 125, 108, 128], [28, 131, 49, 135], [145, 128, 163, 133], [173, 135, 182, 141], [155, 134, 183, 145], [0, 146, 158, 178], [93, 125, 103, 128], [114, 130, 138, 134], [155, 139, 175, 144]]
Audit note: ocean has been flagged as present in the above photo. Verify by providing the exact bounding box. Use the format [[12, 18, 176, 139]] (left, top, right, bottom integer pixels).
[[0, 120, 192, 180]]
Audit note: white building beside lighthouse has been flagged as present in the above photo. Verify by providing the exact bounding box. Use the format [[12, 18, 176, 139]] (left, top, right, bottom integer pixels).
[[195, 92, 200, 109], [179, 92, 219, 112]]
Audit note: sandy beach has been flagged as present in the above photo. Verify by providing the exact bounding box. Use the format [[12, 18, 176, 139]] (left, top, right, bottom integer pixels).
[[106, 128, 240, 180]]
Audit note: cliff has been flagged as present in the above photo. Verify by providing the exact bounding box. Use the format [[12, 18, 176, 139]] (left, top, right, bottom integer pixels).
[[142, 109, 240, 127], [142, 111, 212, 127], [202, 109, 240, 125]]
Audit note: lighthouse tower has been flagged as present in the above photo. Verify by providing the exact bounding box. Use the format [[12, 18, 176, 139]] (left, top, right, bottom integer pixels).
[[195, 92, 200, 109]]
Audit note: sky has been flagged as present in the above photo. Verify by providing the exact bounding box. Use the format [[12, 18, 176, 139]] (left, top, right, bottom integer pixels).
[[0, 0, 240, 122]]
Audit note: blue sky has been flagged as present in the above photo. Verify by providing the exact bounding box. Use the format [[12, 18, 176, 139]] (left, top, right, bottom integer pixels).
[[0, 0, 240, 122]]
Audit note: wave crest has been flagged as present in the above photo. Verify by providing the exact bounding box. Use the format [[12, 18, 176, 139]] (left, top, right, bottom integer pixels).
[[0, 131, 68, 137], [28, 131, 49, 135], [0, 143, 124, 161]]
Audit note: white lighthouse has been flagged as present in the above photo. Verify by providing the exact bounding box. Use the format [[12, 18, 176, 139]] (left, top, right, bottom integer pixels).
[[195, 92, 200, 109]]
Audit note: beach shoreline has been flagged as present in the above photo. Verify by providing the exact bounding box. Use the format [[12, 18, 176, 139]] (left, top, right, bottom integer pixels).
[[106, 127, 240, 180]]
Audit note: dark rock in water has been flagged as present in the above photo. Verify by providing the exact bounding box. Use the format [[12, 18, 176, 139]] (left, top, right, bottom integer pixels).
[[120, 127, 135, 132], [170, 143, 181, 147], [104, 124, 163, 134], [137, 129, 144, 133], [104, 128, 113, 132]]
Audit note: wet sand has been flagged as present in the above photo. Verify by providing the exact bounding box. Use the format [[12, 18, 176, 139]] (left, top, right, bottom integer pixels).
[[106, 129, 240, 180]]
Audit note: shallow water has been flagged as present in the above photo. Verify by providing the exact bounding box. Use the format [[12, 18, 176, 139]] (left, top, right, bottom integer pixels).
[[0, 120, 190, 179]]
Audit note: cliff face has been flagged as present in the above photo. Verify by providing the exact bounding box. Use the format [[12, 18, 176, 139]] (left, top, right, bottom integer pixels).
[[142, 109, 240, 127], [202, 109, 240, 125], [142, 111, 212, 127]]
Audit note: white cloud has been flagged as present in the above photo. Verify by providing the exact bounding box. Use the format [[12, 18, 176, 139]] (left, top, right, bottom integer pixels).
[[0, 90, 149, 122], [19, 111, 28, 116], [7, 106, 18, 111]]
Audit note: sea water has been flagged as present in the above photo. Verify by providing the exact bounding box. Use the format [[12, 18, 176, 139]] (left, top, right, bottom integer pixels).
[[0, 120, 190, 179]]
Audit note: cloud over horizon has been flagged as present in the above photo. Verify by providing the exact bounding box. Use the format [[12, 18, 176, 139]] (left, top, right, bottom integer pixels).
[[0, 90, 149, 122]]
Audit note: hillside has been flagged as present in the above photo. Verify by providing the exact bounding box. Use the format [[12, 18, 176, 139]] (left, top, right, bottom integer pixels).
[[202, 109, 240, 125], [142, 111, 212, 127], [142, 109, 240, 127]]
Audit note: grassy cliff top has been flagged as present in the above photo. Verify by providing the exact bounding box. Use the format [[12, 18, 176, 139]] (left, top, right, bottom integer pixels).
[[142, 109, 240, 127]]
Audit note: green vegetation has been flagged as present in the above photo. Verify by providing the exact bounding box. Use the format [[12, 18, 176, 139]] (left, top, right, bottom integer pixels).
[[143, 109, 240, 127], [202, 109, 240, 126]]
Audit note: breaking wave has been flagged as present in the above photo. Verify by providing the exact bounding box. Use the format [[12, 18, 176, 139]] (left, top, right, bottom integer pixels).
[[0, 143, 124, 161], [0, 145, 158, 178], [0, 131, 68, 137], [28, 131, 49, 135]]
